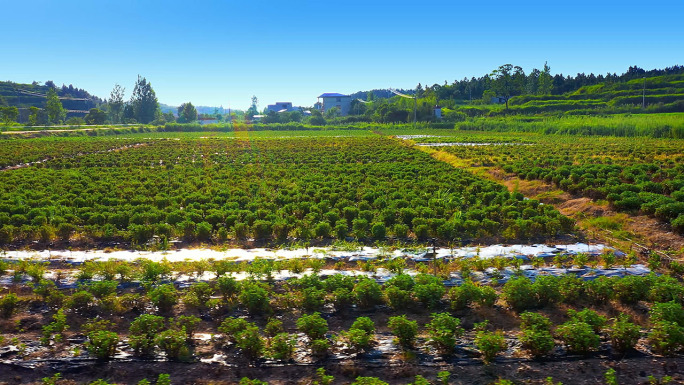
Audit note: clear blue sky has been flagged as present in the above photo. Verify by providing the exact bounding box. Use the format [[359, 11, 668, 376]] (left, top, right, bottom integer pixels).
[[2, 0, 682, 110]]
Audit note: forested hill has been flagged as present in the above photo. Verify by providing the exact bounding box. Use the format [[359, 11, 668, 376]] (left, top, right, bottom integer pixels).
[[0, 80, 102, 112], [352, 65, 684, 104]]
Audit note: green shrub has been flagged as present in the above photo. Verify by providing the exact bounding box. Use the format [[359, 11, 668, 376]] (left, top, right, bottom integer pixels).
[[218, 317, 253, 342], [350, 316, 375, 335], [41, 308, 68, 345], [474, 330, 507, 363], [155, 328, 191, 361], [567, 309, 607, 333], [426, 312, 463, 355], [148, 284, 178, 313], [520, 328, 555, 358], [264, 318, 284, 337], [235, 325, 264, 360], [352, 278, 383, 308], [533, 275, 561, 307], [86, 330, 119, 360], [501, 277, 536, 311], [556, 321, 600, 355], [387, 315, 417, 349], [239, 280, 271, 314], [350, 377, 389, 385], [0, 293, 19, 318], [384, 286, 411, 309], [341, 327, 373, 353], [129, 314, 166, 356], [649, 321, 684, 355], [310, 338, 330, 358], [171, 315, 201, 338], [84, 280, 119, 298], [301, 287, 325, 311], [66, 290, 95, 313], [609, 315, 641, 353], [520, 312, 553, 332], [651, 301, 684, 326], [217, 276, 239, 299], [296, 312, 328, 340], [413, 280, 445, 309], [268, 333, 296, 360]]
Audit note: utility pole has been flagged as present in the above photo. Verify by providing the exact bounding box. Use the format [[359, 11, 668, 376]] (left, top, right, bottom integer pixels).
[[642, 77, 646, 109]]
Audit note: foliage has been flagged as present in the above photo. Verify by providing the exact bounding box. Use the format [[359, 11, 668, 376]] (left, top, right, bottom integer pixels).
[[426, 312, 463, 355], [0, 293, 19, 318], [609, 315, 641, 354], [268, 333, 296, 360], [474, 329, 507, 363], [148, 284, 178, 313], [296, 312, 328, 340], [556, 321, 600, 355], [155, 328, 191, 361], [387, 315, 418, 349], [86, 330, 119, 360]]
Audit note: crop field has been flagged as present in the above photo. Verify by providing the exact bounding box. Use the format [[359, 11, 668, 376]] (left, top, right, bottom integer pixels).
[[390, 131, 684, 239], [0, 133, 574, 249], [1, 129, 684, 384]]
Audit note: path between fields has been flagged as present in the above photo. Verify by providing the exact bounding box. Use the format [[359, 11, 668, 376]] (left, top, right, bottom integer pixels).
[[403, 141, 684, 259], [0, 143, 148, 172]]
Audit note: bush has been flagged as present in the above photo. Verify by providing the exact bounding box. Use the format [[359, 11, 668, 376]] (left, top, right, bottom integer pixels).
[[235, 325, 265, 360], [413, 278, 445, 309], [148, 284, 178, 313], [171, 315, 201, 338], [449, 281, 496, 310], [352, 278, 383, 308], [301, 287, 325, 311], [0, 293, 19, 318], [268, 333, 296, 360], [41, 308, 68, 345], [350, 316, 376, 335], [218, 317, 253, 342], [609, 315, 641, 353], [474, 330, 507, 363], [155, 328, 191, 361], [129, 314, 166, 356], [501, 277, 536, 311], [65, 290, 95, 313], [651, 301, 684, 326], [86, 330, 119, 360], [556, 321, 600, 355], [520, 328, 555, 358], [239, 280, 271, 314], [296, 312, 328, 340], [426, 312, 463, 355], [520, 312, 553, 332], [387, 315, 417, 349], [341, 327, 374, 353], [84, 280, 118, 298], [217, 276, 239, 299], [351, 377, 389, 385], [264, 318, 283, 337], [567, 309, 607, 333], [649, 321, 684, 355], [310, 338, 330, 358], [384, 286, 411, 309]]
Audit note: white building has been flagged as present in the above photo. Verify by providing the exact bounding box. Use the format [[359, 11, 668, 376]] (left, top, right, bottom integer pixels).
[[317, 93, 352, 116]]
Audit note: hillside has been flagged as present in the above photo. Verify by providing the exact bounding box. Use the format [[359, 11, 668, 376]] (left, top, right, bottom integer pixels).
[[0, 80, 102, 120]]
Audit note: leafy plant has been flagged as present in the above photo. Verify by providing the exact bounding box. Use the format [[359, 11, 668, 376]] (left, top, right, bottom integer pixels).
[[387, 315, 418, 349]]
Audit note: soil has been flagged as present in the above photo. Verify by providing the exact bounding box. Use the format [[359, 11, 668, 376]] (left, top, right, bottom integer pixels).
[[1, 356, 682, 384]]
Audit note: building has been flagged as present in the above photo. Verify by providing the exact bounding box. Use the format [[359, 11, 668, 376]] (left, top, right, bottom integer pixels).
[[266, 102, 294, 113], [317, 93, 352, 116]]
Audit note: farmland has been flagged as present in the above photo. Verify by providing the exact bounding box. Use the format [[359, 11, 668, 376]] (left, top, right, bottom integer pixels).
[[1, 128, 684, 384]]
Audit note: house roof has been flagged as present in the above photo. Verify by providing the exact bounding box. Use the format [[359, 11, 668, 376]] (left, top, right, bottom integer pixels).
[[318, 93, 349, 98]]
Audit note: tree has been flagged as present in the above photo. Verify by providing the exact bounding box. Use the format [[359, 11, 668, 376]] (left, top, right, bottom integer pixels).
[[538, 62, 553, 95], [490, 64, 525, 109], [85, 108, 106, 125], [130, 75, 159, 124], [0, 106, 18, 125], [177, 102, 198, 123], [108, 84, 125, 124], [46, 88, 66, 124], [247, 95, 258, 117]]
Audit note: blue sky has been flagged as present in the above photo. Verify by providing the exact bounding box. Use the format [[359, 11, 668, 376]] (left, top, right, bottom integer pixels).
[[2, 0, 682, 110]]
